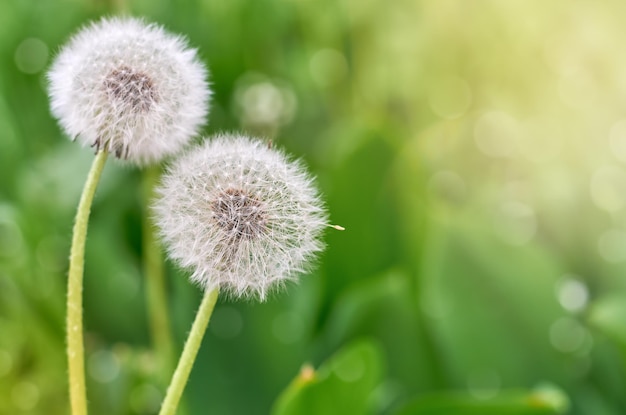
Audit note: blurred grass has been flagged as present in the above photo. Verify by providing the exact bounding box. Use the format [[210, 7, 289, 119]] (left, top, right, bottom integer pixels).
[[2, 0, 626, 414]]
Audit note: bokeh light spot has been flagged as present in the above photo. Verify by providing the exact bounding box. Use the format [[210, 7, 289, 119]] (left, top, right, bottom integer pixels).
[[333, 353, 365, 382], [234, 74, 297, 127], [549, 317, 587, 353], [556, 277, 589, 313], [243, 82, 283, 123], [88, 349, 120, 383], [474, 111, 520, 157], [11, 381, 39, 411], [597, 229, 626, 263], [609, 120, 626, 163], [14, 38, 48, 74], [531, 383, 572, 412], [590, 166, 626, 212]]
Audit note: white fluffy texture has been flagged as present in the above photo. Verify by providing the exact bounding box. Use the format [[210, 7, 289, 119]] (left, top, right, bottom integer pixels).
[[154, 134, 328, 300], [48, 17, 210, 166]]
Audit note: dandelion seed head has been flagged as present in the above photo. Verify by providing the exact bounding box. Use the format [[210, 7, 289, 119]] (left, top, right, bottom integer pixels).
[[154, 134, 328, 300], [48, 17, 210, 165]]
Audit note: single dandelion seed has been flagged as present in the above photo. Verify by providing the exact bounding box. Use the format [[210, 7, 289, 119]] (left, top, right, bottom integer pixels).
[[48, 17, 211, 166], [154, 133, 329, 300]]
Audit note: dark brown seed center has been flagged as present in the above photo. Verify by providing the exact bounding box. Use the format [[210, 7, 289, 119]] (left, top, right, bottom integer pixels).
[[103, 65, 157, 112], [211, 188, 267, 240]]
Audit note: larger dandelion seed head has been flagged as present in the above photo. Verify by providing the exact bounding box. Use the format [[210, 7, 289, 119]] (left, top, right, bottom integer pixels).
[[154, 134, 328, 300], [48, 17, 210, 166]]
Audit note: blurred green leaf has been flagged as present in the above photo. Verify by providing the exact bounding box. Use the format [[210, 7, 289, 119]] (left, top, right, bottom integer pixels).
[[271, 339, 383, 415], [588, 295, 626, 349], [321, 269, 443, 393], [419, 217, 570, 385], [394, 385, 569, 415]]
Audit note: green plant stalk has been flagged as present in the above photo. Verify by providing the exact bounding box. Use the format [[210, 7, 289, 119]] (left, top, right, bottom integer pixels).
[[159, 288, 219, 415], [143, 165, 175, 384], [67, 150, 108, 415]]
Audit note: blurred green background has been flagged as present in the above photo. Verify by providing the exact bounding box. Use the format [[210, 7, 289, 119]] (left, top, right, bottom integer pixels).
[[2, 0, 626, 414]]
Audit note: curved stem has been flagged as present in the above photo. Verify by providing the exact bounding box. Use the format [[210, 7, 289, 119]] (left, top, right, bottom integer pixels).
[[159, 288, 219, 415], [143, 165, 175, 384], [67, 151, 108, 415]]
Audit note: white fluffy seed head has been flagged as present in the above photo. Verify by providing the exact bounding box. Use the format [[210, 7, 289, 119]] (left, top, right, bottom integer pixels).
[[153, 134, 328, 300], [47, 17, 211, 166]]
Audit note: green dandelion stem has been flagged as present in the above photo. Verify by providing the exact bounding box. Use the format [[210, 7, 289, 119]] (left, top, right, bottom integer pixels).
[[159, 288, 219, 415], [67, 150, 108, 415]]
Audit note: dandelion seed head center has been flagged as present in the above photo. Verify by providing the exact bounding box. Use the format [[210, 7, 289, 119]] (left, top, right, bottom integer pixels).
[[211, 188, 268, 240], [103, 65, 157, 112]]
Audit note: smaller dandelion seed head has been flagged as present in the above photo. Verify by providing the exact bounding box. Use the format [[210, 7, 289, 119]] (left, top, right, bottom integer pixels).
[[153, 134, 329, 301], [47, 17, 211, 166]]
